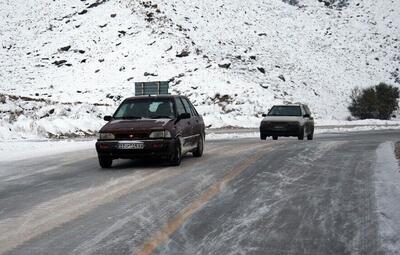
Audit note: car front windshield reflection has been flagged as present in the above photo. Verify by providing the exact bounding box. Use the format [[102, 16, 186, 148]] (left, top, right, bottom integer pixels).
[[268, 106, 301, 116], [114, 99, 175, 119]]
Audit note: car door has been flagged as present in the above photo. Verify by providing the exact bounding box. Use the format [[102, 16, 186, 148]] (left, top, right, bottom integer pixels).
[[181, 97, 197, 151], [302, 105, 314, 135], [174, 97, 193, 153], [186, 98, 204, 138], [184, 97, 204, 146]]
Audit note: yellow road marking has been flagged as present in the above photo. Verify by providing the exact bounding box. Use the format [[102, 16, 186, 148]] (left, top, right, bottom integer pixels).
[[135, 147, 270, 255]]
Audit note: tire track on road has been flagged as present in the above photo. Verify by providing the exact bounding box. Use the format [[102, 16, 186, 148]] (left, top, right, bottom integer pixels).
[[0, 140, 275, 254], [134, 143, 276, 255]]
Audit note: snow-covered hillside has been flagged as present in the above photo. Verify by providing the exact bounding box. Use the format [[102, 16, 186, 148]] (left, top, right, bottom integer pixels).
[[1, 0, 399, 139]]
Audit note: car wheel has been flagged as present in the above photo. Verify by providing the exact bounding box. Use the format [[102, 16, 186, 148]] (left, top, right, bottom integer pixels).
[[307, 132, 314, 140], [260, 134, 267, 140], [272, 136, 278, 140], [298, 127, 305, 140], [170, 140, 182, 166], [193, 134, 204, 157], [98, 156, 112, 168]]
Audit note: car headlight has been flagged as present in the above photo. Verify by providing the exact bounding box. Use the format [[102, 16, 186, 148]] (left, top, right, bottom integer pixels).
[[149, 130, 171, 139], [99, 133, 115, 140]]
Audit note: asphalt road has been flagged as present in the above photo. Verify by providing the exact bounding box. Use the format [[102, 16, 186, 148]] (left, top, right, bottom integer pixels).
[[0, 130, 399, 255]]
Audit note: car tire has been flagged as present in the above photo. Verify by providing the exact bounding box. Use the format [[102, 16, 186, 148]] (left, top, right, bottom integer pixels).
[[298, 127, 305, 140], [272, 136, 278, 140], [307, 132, 314, 140], [193, 134, 204, 157], [170, 140, 182, 166], [99, 156, 112, 168], [260, 134, 267, 140]]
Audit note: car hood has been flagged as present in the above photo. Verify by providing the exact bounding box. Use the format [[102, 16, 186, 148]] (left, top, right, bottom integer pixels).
[[262, 116, 303, 122], [100, 118, 173, 133]]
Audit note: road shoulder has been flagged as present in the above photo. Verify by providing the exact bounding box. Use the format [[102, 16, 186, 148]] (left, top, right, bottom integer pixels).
[[374, 142, 400, 255]]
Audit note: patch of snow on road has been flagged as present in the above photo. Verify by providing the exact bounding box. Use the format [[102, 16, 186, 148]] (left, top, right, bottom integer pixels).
[[0, 140, 95, 162], [374, 142, 400, 255]]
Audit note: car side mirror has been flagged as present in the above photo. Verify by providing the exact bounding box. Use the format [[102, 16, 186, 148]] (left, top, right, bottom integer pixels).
[[175, 113, 190, 124], [303, 114, 310, 118], [178, 113, 190, 120], [104, 115, 112, 121], [262, 114, 267, 117]]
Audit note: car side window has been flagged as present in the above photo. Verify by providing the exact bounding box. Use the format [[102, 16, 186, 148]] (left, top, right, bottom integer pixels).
[[175, 98, 186, 115], [181, 98, 192, 117], [114, 103, 130, 118], [183, 98, 198, 116], [304, 105, 311, 116], [302, 105, 306, 114], [187, 100, 199, 116]]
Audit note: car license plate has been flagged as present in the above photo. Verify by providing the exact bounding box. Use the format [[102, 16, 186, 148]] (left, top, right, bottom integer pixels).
[[274, 125, 285, 129], [117, 142, 144, 150]]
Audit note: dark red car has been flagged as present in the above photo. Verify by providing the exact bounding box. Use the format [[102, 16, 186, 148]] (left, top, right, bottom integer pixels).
[[96, 95, 205, 168]]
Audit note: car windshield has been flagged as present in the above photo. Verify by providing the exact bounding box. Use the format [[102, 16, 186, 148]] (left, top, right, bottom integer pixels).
[[113, 99, 175, 119], [268, 106, 302, 116]]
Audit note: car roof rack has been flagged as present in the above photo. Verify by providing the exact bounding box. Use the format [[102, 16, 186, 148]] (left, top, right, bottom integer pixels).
[[135, 81, 169, 96]]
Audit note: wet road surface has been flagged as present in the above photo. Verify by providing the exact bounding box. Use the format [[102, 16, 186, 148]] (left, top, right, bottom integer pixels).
[[0, 130, 399, 255]]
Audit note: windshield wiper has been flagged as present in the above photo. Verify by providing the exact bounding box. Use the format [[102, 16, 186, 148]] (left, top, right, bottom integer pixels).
[[149, 115, 173, 119], [120, 116, 142, 119]]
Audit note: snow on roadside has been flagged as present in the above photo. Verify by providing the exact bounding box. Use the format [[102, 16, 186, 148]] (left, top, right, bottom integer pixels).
[[1, 127, 399, 162], [0, 140, 95, 162], [206, 132, 260, 140], [206, 125, 400, 140], [315, 119, 400, 127], [315, 125, 400, 134], [374, 142, 400, 255], [0, 94, 112, 140]]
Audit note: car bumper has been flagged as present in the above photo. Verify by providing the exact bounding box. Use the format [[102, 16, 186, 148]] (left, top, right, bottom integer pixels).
[[96, 139, 176, 159], [260, 124, 301, 137]]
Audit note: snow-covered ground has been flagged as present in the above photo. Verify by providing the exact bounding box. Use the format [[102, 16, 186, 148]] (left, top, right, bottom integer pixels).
[[374, 142, 400, 254], [1, 0, 399, 139]]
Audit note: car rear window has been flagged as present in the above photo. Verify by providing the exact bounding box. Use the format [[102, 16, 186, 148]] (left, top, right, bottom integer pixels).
[[268, 106, 302, 116], [114, 99, 175, 119]]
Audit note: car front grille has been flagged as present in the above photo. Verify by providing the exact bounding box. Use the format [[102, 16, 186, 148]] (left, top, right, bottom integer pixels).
[[261, 121, 300, 130], [114, 132, 150, 140], [271, 122, 299, 128]]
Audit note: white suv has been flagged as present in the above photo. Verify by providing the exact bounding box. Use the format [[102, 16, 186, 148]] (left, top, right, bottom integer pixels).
[[260, 104, 314, 140]]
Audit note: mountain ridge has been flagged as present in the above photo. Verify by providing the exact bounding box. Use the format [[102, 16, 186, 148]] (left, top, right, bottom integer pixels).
[[0, 0, 399, 139]]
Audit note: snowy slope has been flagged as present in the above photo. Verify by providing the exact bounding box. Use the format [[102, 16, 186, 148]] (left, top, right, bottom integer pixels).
[[0, 0, 399, 139]]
